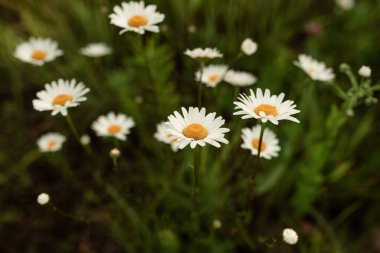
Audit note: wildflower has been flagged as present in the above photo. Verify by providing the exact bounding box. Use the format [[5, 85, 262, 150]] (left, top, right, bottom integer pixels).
[[154, 122, 179, 152], [241, 125, 280, 159], [224, 70, 257, 87], [80, 135, 91, 145], [196, 64, 228, 87], [37, 193, 50, 205], [110, 148, 121, 159], [32, 79, 90, 116], [241, 38, 257, 56], [92, 112, 135, 141], [282, 228, 298, 245], [37, 133, 66, 152], [80, 43, 112, 57], [336, 0, 355, 11], [14, 37, 63, 66], [212, 219, 222, 229], [358, 65, 371, 77], [184, 48, 223, 60], [109, 1, 165, 34], [294, 54, 335, 82], [166, 107, 229, 149], [234, 88, 300, 125]]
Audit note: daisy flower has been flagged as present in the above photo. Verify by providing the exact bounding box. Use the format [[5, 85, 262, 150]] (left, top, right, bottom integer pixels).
[[109, 1, 165, 35], [282, 228, 298, 245], [241, 125, 280, 159], [166, 107, 230, 149], [80, 43, 112, 57], [224, 70, 257, 87], [241, 38, 258, 56], [234, 88, 300, 125], [294, 54, 335, 82], [154, 122, 180, 152], [32, 79, 90, 116], [358, 65, 371, 77], [37, 132, 66, 152], [196, 64, 228, 87], [184, 48, 223, 61], [14, 37, 63, 66], [92, 112, 135, 141]]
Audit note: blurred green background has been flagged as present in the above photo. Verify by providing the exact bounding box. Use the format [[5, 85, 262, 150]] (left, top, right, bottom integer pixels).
[[0, 0, 380, 252]]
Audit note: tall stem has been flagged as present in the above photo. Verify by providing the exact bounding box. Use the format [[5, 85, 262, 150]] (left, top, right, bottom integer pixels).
[[193, 147, 200, 210], [197, 62, 205, 107], [253, 121, 266, 179], [65, 112, 91, 154]]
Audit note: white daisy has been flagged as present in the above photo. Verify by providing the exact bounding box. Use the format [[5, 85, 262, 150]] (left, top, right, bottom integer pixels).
[[166, 107, 230, 149], [196, 64, 228, 88], [241, 38, 258, 56], [80, 43, 112, 57], [14, 37, 63, 66], [37, 193, 50, 205], [224, 70, 257, 87], [294, 54, 335, 82], [241, 125, 280, 159], [154, 122, 180, 152], [358, 65, 371, 77], [234, 88, 300, 125], [32, 79, 90, 116], [282, 228, 298, 245], [37, 132, 66, 152], [184, 48, 223, 60], [92, 112, 135, 141], [109, 1, 165, 35]]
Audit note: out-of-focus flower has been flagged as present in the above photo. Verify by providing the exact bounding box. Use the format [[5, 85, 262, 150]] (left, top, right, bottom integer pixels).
[[109, 148, 121, 158], [358, 65, 371, 77], [154, 122, 179, 152], [212, 219, 222, 229], [224, 70, 257, 87], [37, 193, 50, 205], [196, 64, 228, 87], [336, 0, 355, 11], [294, 54, 335, 82], [241, 125, 280, 159], [241, 38, 257, 56], [80, 43, 112, 57], [80, 135, 91, 145], [304, 22, 323, 36], [92, 112, 135, 141], [282, 228, 298, 245], [37, 133, 66, 152], [14, 37, 63, 66], [184, 48, 223, 60]]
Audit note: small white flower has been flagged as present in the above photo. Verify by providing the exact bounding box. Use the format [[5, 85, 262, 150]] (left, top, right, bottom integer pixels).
[[37, 133, 66, 152], [92, 112, 135, 141], [212, 219, 222, 229], [241, 38, 257, 56], [241, 125, 280, 159], [154, 122, 180, 152], [32, 79, 90, 116], [80, 135, 91, 145], [166, 107, 230, 149], [80, 43, 112, 57], [14, 37, 63, 66], [109, 1, 165, 34], [336, 0, 355, 10], [294, 54, 335, 82], [282, 228, 298, 245], [37, 193, 50, 205], [234, 88, 300, 125], [110, 148, 121, 158], [184, 48, 223, 60], [224, 70, 257, 87], [358, 65, 371, 77], [196, 64, 228, 87]]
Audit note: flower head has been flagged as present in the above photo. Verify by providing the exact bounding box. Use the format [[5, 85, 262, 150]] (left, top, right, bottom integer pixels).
[[154, 122, 180, 152], [234, 88, 300, 125], [241, 125, 280, 159], [358, 65, 371, 77], [294, 54, 335, 82], [14, 37, 63, 66], [184, 48, 223, 61], [166, 107, 229, 149], [282, 228, 298, 245], [37, 193, 50, 205], [80, 135, 91, 145], [80, 43, 112, 57], [196, 64, 228, 87], [224, 70, 257, 87], [241, 38, 257, 56], [37, 132, 66, 152], [92, 112, 135, 141], [110, 148, 121, 158], [109, 1, 165, 34], [336, 0, 355, 10], [32, 79, 90, 116]]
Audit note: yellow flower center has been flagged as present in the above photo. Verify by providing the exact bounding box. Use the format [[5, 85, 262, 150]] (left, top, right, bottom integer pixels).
[[128, 15, 148, 28], [208, 74, 220, 82], [107, 124, 122, 134], [47, 140, 57, 149], [52, 94, 73, 106], [251, 138, 266, 151], [254, 104, 278, 116], [182, 123, 208, 140], [31, 50, 47, 60]]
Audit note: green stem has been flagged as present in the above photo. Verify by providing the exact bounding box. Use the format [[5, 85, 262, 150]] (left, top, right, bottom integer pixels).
[[65, 112, 91, 154], [253, 122, 266, 179], [197, 62, 205, 107], [193, 148, 200, 210]]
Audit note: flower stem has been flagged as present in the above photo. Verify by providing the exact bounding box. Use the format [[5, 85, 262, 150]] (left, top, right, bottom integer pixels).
[[253, 121, 266, 179], [193, 147, 200, 210], [197, 62, 205, 107], [65, 112, 91, 154]]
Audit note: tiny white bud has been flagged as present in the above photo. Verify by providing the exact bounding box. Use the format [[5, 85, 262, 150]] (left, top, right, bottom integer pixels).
[[336, 0, 355, 11], [212, 219, 222, 229], [282, 228, 298, 245], [37, 193, 50, 205], [358, 65, 371, 77], [80, 134, 91, 145], [241, 38, 257, 56], [187, 25, 197, 33], [110, 148, 121, 159]]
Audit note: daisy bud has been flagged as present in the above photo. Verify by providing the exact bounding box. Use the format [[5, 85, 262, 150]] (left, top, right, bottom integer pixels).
[[80, 135, 91, 145], [241, 38, 257, 56], [110, 148, 121, 159], [358, 65, 371, 77], [282, 228, 298, 245], [37, 193, 50, 205], [212, 219, 222, 229], [336, 0, 355, 11]]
